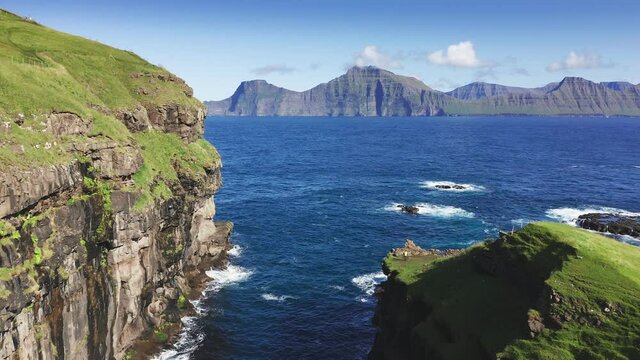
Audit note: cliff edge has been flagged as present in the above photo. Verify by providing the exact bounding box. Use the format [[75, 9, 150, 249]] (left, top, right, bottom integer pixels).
[[0, 10, 229, 359], [370, 223, 640, 359]]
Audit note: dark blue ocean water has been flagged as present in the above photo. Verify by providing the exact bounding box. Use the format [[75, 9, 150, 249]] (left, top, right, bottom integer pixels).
[[163, 117, 640, 360]]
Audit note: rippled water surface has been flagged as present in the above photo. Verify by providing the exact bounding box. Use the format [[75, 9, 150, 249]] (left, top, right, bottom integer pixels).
[[163, 116, 640, 359]]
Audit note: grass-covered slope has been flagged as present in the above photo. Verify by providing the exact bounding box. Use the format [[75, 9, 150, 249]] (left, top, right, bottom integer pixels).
[[379, 223, 640, 360], [0, 10, 198, 116], [0, 9, 218, 208]]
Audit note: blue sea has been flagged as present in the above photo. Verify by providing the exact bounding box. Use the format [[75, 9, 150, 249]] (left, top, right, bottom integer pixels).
[[158, 116, 640, 360]]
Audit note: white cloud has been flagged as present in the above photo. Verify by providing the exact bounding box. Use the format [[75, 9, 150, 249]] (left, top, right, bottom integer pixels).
[[428, 41, 485, 68], [354, 45, 402, 69], [251, 64, 296, 76], [546, 51, 610, 72]]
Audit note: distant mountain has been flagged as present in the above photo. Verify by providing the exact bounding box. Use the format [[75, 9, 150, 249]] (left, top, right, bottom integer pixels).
[[446, 82, 540, 100], [205, 66, 640, 116], [207, 66, 455, 116]]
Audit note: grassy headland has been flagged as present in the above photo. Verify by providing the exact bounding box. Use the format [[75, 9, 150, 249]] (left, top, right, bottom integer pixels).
[[380, 223, 640, 359]]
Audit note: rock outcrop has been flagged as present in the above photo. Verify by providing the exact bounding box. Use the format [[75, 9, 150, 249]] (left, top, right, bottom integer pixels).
[[206, 66, 640, 117], [577, 213, 640, 238]]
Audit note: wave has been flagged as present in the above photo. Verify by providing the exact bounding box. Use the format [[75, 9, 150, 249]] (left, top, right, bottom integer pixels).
[[205, 264, 253, 292], [227, 244, 243, 257], [330, 285, 345, 291], [421, 181, 485, 192], [154, 264, 253, 360], [261, 293, 295, 302], [352, 271, 387, 303], [152, 316, 203, 360], [545, 206, 640, 225], [634, 165, 640, 169], [384, 202, 474, 218]]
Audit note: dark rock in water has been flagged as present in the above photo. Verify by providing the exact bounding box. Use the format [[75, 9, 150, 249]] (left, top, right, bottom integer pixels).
[[435, 184, 467, 190], [577, 213, 640, 238], [397, 204, 419, 214]]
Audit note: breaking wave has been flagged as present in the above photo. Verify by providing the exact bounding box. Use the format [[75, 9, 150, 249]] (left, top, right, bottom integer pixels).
[[154, 264, 252, 359], [351, 271, 387, 303], [261, 293, 295, 302], [545, 206, 640, 225], [384, 202, 474, 218]]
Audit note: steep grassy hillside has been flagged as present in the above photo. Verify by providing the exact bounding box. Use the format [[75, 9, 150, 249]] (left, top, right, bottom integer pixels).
[[0, 9, 216, 207], [372, 223, 640, 360]]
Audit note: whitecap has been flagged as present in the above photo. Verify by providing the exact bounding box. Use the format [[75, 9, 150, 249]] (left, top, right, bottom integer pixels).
[[152, 317, 204, 360], [155, 263, 253, 359], [330, 285, 345, 291], [384, 202, 474, 218], [205, 264, 253, 292], [545, 206, 640, 225], [634, 165, 640, 169], [421, 181, 485, 192], [261, 293, 295, 302], [227, 244, 243, 257], [352, 271, 387, 302]]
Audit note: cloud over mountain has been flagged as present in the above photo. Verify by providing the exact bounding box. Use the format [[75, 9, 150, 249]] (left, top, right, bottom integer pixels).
[[546, 51, 611, 72], [428, 41, 486, 68], [251, 64, 296, 75], [354, 45, 402, 69]]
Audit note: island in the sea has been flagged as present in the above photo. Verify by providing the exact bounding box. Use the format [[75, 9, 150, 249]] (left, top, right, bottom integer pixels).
[[205, 66, 640, 117]]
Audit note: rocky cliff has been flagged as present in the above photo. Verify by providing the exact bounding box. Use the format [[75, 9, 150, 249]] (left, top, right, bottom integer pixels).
[[0, 10, 230, 359], [369, 223, 640, 359], [206, 66, 640, 116]]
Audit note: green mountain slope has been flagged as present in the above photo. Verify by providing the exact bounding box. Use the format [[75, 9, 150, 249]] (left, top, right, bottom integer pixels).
[[370, 223, 640, 360]]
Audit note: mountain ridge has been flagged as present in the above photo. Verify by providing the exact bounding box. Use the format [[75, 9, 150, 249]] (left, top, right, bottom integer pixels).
[[206, 66, 640, 117]]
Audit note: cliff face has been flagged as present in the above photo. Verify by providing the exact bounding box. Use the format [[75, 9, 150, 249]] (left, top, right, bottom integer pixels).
[[0, 10, 230, 359], [206, 67, 640, 116], [369, 223, 640, 360]]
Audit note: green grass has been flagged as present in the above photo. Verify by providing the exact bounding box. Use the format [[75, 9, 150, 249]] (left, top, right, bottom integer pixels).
[[0, 9, 200, 167], [131, 132, 220, 209], [383, 223, 640, 359]]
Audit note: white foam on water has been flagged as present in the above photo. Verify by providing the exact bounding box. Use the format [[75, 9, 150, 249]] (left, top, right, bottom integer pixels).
[[205, 264, 253, 292], [261, 293, 295, 302], [634, 165, 640, 169], [545, 206, 640, 225], [384, 202, 475, 218], [421, 181, 486, 192], [330, 285, 345, 291], [227, 244, 243, 257], [154, 264, 253, 359], [352, 271, 387, 303]]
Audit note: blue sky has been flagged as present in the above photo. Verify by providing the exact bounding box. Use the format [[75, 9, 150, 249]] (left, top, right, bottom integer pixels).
[[2, 0, 639, 100]]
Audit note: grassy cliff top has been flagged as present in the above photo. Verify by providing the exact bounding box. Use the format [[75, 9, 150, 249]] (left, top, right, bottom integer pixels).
[[0, 9, 218, 209], [0, 9, 199, 117], [384, 222, 640, 359]]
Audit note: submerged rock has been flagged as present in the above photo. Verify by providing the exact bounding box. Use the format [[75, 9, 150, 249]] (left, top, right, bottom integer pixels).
[[397, 204, 419, 214], [577, 213, 640, 238]]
